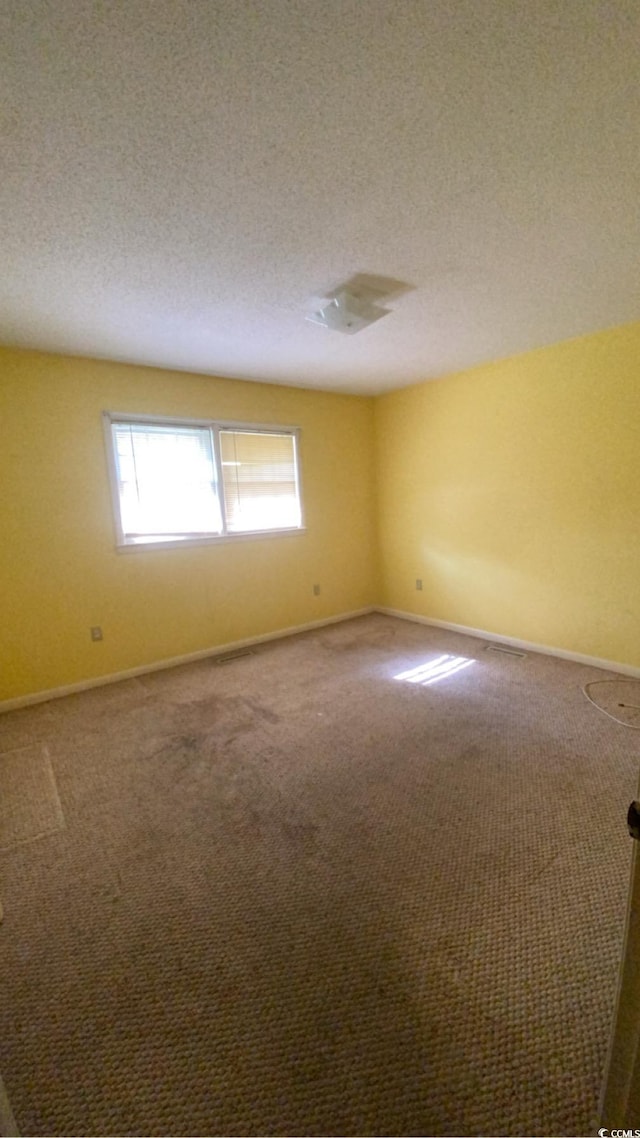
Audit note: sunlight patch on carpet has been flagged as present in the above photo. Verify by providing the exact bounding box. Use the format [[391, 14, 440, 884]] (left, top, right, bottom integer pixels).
[[394, 654, 475, 685]]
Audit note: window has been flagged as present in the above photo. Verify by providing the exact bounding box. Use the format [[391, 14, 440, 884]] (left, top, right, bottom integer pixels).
[[104, 414, 303, 548]]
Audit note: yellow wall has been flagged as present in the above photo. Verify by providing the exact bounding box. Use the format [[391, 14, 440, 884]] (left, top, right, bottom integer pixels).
[[0, 347, 379, 701], [375, 322, 640, 669], [4, 320, 640, 702]]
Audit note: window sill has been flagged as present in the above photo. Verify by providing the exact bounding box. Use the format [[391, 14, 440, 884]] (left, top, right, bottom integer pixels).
[[115, 527, 307, 553]]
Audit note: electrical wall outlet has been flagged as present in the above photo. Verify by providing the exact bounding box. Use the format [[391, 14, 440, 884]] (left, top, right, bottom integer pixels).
[[313, 584, 321, 596], [416, 578, 423, 591], [90, 626, 103, 642]]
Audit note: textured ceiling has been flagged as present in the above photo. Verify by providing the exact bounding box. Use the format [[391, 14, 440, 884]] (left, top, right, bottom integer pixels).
[[2, 0, 640, 394]]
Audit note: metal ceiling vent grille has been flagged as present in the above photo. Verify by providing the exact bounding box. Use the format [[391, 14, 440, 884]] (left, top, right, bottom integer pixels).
[[305, 274, 412, 335], [485, 644, 527, 659]]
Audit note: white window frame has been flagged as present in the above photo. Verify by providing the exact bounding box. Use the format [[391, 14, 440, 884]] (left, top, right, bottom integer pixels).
[[103, 411, 305, 552]]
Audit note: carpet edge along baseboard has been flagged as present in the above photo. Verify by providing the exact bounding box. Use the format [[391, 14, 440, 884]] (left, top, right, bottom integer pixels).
[[5, 605, 640, 713], [0, 608, 376, 712], [377, 606, 640, 680]]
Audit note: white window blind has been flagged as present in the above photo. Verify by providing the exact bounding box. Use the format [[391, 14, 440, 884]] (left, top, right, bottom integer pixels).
[[106, 415, 303, 548], [112, 422, 222, 541], [220, 430, 301, 532]]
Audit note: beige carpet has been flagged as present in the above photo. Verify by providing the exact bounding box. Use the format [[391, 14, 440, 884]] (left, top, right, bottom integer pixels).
[[0, 613, 637, 1136], [0, 744, 65, 853]]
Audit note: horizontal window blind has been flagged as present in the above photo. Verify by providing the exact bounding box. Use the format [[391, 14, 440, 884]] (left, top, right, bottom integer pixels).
[[220, 430, 301, 532]]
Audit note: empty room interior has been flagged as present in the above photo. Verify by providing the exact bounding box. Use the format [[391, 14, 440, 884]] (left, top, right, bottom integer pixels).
[[2, 2, 640, 1136]]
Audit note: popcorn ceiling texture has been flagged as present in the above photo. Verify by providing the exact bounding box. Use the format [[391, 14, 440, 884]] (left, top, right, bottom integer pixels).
[[0, 613, 636, 1136], [2, 0, 640, 392]]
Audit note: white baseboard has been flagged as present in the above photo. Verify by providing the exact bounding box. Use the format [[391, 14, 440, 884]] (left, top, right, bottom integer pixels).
[[0, 607, 375, 713], [375, 606, 640, 678], [6, 603, 638, 713]]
